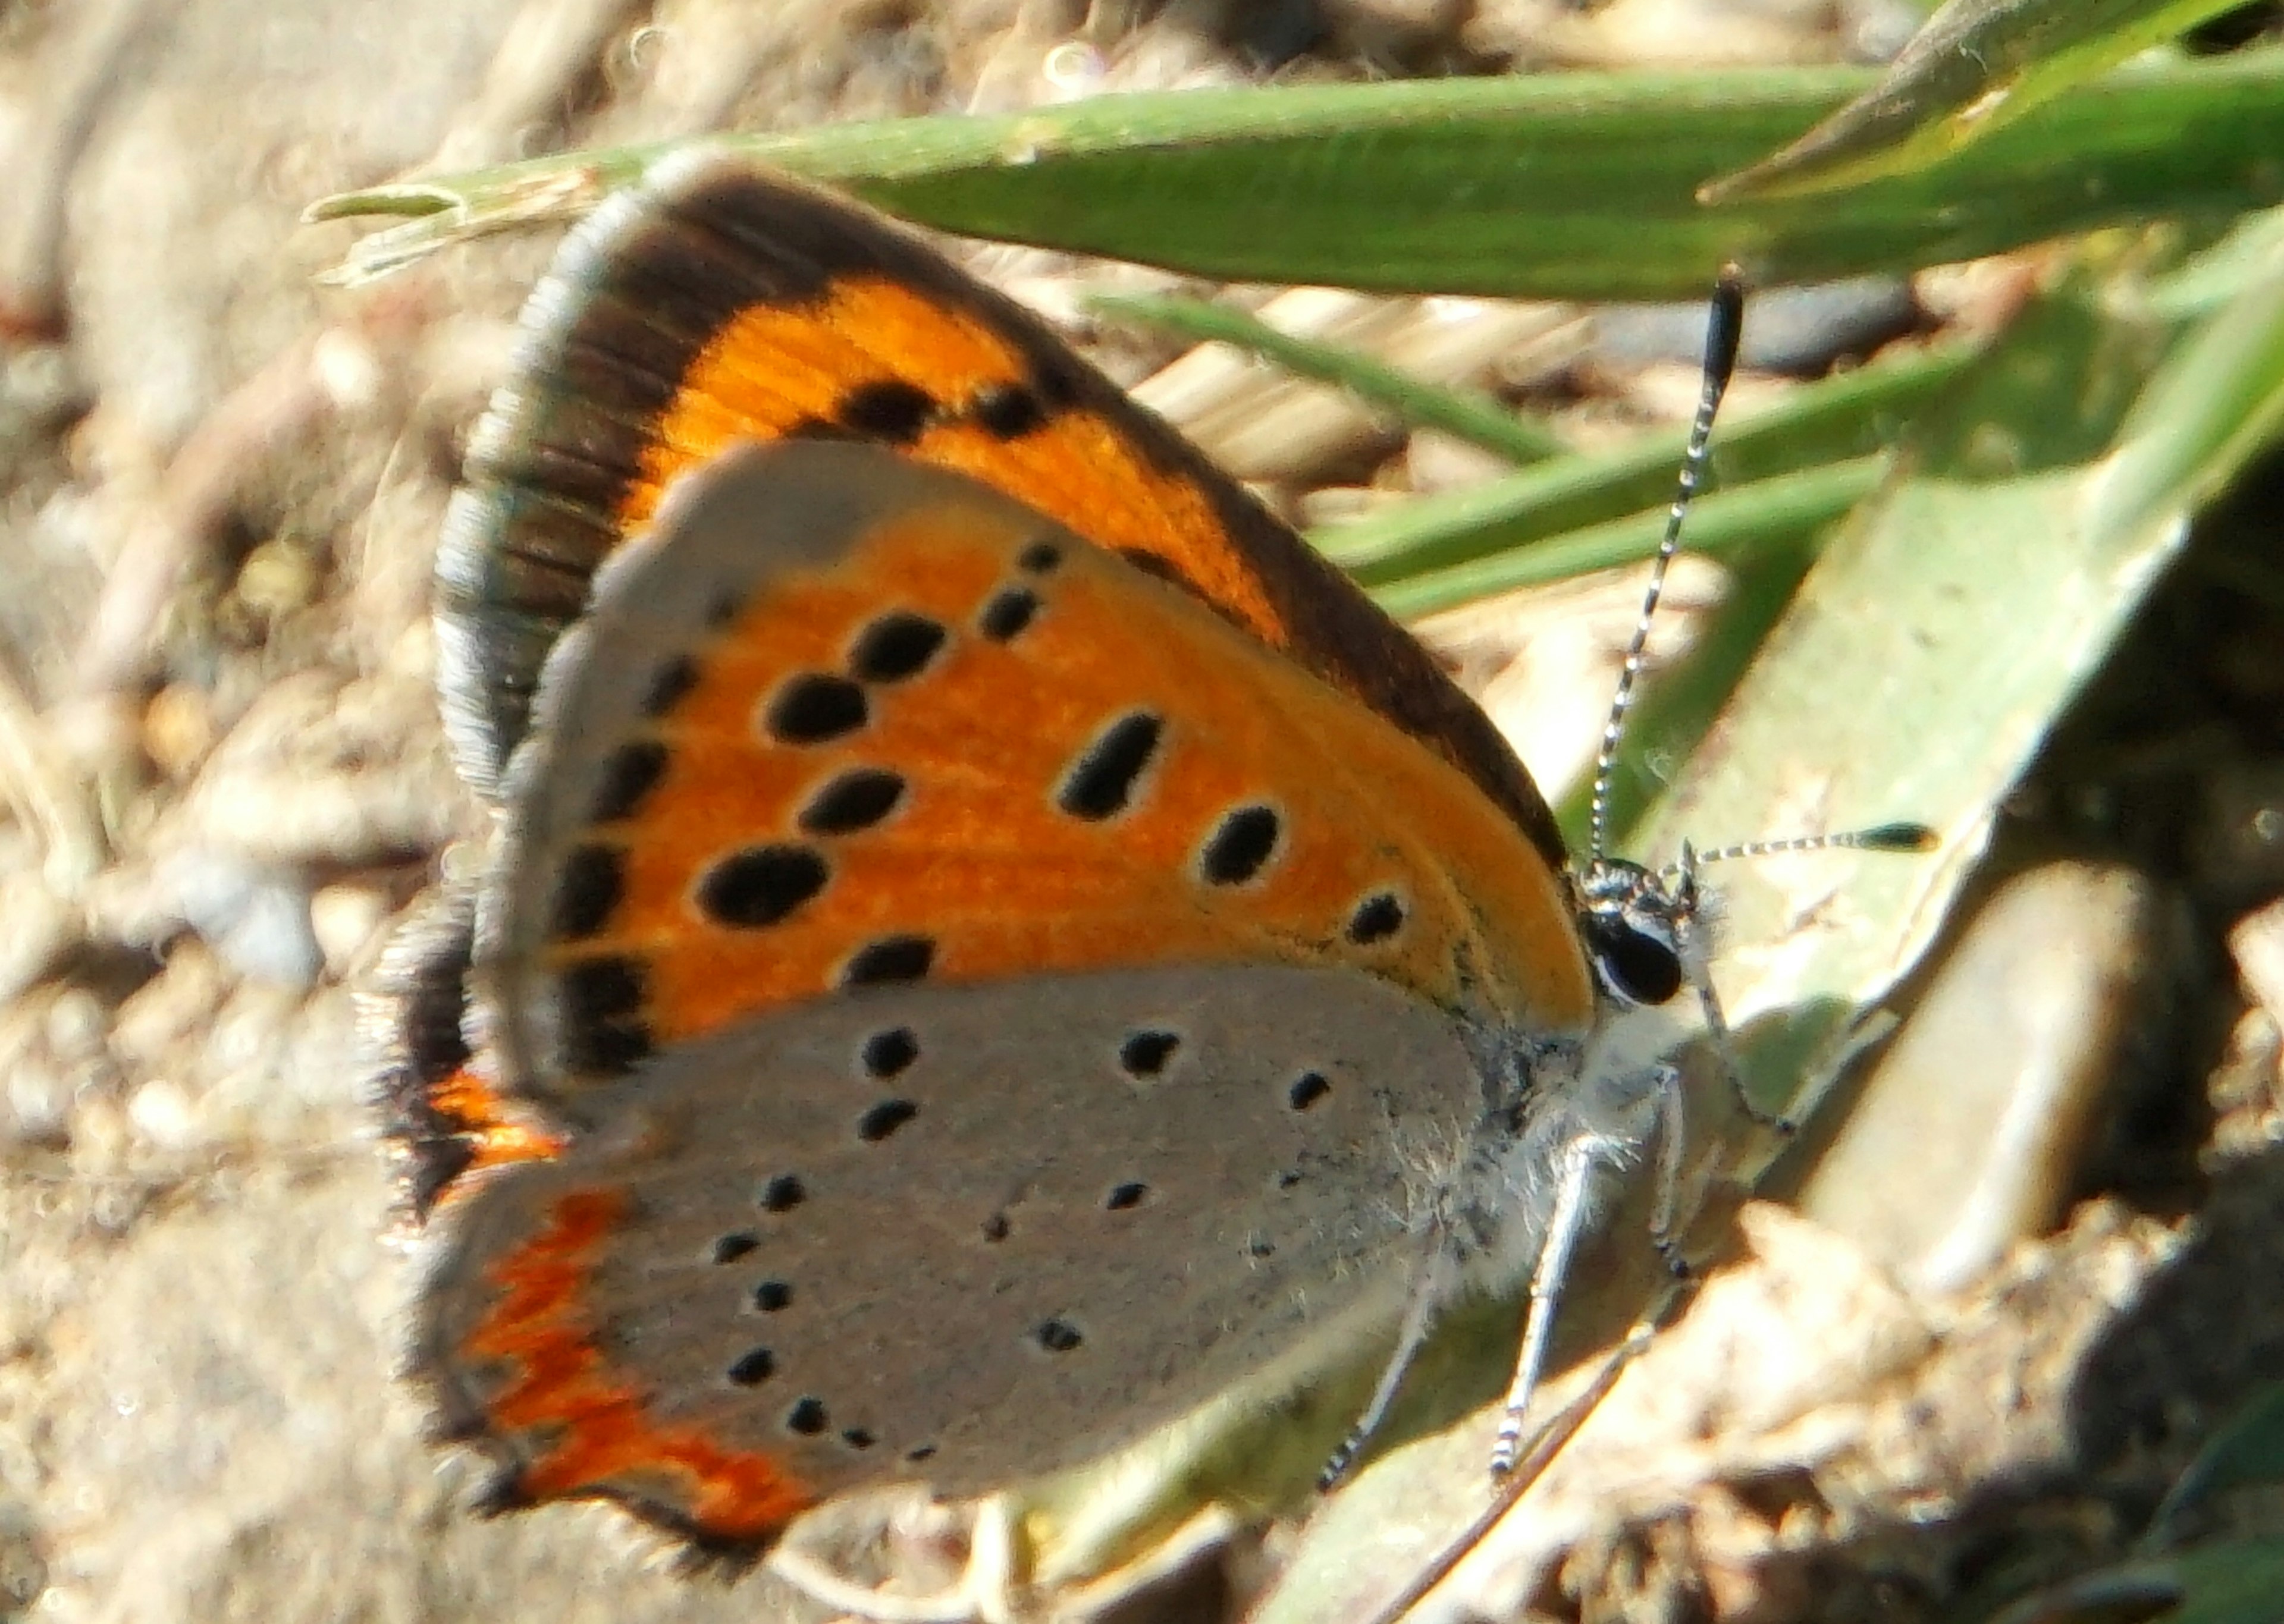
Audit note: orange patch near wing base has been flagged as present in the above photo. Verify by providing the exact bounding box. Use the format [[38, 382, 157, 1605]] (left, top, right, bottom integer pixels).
[[627, 276, 1283, 641], [427, 1064, 567, 1173], [461, 1186, 813, 1545]]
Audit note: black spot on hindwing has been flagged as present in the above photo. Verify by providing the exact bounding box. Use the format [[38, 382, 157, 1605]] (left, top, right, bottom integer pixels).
[[842, 935, 934, 986]]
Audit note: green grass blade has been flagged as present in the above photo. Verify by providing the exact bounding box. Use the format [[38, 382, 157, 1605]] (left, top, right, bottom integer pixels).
[[1637, 241, 2284, 1119], [1319, 338, 1975, 586], [309, 53, 2284, 299], [2141, 1382, 2284, 1554], [1087, 291, 1568, 465], [1708, 0, 2252, 200], [1984, 1542, 2284, 1624], [1367, 457, 1883, 621]]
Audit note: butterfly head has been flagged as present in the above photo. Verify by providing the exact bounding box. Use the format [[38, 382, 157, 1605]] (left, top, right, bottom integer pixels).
[[1574, 853, 1697, 1013], [1561, 272, 1938, 1102]]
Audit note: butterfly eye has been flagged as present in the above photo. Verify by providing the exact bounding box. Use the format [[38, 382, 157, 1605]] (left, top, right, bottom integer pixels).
[[1582, 912, 1684, 1009]]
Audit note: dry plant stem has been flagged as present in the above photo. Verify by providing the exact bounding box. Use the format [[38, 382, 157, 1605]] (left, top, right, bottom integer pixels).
[[1338, 1333, 1650, 1624], [424, 0, 649, 173], [0, 0, 173, 337], [0, 663, 106, 888]]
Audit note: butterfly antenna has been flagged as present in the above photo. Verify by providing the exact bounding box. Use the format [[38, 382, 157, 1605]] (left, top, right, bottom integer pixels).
[[1674, 821, 1938, 876], [1586, 273, 1747, 870]]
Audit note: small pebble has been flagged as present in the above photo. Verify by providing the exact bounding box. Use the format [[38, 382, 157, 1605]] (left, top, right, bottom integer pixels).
[[42, 987, 107, 1061], [1797, 862, 2170, 1296], [233, 538, 319, 621], [109, 940, 228, 1072], [166, 851, 322, 988], [126, 1078, 200, 1152], [2228, 897, 2284, 1035], [1592, 277, 1919, 375], [4, 1060, 72, 1148], [142, 684, 219, 780], [310, 883, 391, 979]]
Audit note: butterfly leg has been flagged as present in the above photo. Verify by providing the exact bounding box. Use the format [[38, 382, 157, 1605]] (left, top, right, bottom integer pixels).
[[1487, 1130, 1605, 1475], [1690, 961, 1789, 1133], [1485, 1035, 1686, 1475], [1643, 1060, 1692, 1281], [1317, 1217, 1462, 1490], [1670, 843, 1793, 1135]]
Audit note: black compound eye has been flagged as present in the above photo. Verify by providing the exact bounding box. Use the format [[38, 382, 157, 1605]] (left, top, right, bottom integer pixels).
[[1584, 915, 1684, 1007]]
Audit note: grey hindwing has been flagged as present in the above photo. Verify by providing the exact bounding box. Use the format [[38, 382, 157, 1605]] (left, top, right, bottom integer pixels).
[[413, 962, 1483, 1499]]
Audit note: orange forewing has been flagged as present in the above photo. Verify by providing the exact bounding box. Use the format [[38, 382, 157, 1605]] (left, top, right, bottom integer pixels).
[[631, 277, 1279, 635], [534, 498, 1591, 1057], [441, 149, 1563, 862]]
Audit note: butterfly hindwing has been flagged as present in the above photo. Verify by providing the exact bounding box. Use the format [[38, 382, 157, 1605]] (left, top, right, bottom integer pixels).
[[413, 962, 1475, 1544]]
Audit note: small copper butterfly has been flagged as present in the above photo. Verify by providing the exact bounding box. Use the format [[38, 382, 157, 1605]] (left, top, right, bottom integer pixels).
[[368, 145, 1927, 1594]]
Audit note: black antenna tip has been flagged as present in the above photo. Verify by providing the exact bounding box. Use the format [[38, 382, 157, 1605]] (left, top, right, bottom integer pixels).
[[1856, 821, 1938, 852], [1706, 272, 1746, 385]]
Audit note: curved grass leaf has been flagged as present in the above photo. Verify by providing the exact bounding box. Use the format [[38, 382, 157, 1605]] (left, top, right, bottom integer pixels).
[[2141, 1381, 2284, 1554], [1984, 1542, 2284, 1624], [1706, 0, 2252, 201], [310, 54, 2284, 299], [1087, 291, 1570, 465], [1320, 337, 1972, 595]]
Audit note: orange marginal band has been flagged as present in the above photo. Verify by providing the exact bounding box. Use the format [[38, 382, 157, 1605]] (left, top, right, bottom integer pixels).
[[465, 1185, 814, 1545], [435, 150, 1565, 866], [372, 900, 799, 1542], [366, 881, 564, 1218]]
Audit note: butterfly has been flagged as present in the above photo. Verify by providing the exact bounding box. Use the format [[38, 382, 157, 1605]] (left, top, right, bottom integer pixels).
[[367, 143, 1925, 1594]]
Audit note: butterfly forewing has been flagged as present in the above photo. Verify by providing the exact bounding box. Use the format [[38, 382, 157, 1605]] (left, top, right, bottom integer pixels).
[[475, 442, 1592, 1120], [437, 147, 1564, 860]]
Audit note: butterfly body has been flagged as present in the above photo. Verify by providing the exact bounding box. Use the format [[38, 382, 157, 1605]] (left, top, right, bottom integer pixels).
[[371, 147, 1706, 1575]]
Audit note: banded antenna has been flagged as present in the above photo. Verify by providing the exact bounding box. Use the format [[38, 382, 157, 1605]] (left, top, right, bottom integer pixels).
[[1584, 273, 1935, 880]]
